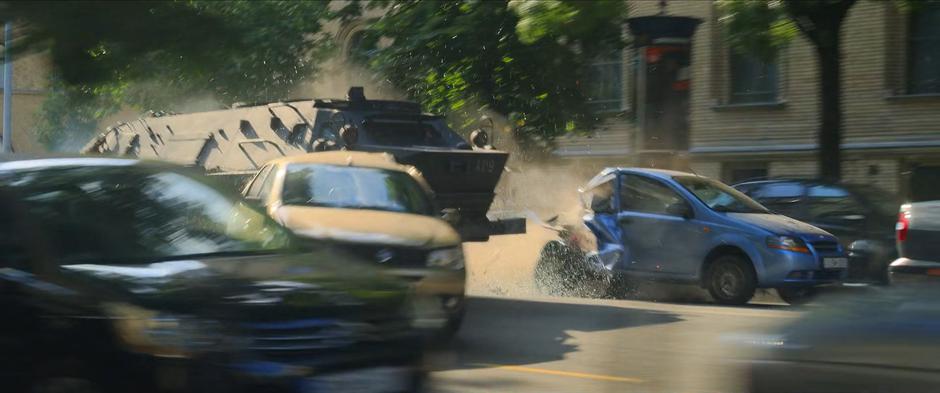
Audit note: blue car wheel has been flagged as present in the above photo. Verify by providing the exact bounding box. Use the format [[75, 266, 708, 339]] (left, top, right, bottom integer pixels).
[[706, 254, 757, 305]]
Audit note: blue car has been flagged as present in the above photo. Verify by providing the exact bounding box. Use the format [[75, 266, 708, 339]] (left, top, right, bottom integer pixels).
[[575, 168, 848, 305]]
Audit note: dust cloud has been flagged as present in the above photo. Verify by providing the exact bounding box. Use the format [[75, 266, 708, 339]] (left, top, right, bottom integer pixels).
[[292, 61, 597, 297], [461, 114, 742, 303], [51, 92, 227, 153], [458, 109, 615, 297], [461, 159, 604, 299], [293, 59, 406, 101]]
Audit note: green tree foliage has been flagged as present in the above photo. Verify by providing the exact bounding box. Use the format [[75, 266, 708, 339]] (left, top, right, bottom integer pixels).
[[1, 1, 333, 150], [716, 0, 797, 62], [348, 0, 627, 158]]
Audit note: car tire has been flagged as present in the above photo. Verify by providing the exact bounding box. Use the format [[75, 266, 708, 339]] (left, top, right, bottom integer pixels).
[[706, 255, 757, 305], [777, 286, 817, 305]]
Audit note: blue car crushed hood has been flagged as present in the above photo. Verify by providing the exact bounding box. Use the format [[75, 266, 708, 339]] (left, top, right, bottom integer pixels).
[[727, 212, 834, 238]]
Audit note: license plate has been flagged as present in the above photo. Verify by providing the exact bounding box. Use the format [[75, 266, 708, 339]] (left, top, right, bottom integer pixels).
[[448, 158, 497, 174], [302, 367, 411, 393], [823, 257, 848, 269]]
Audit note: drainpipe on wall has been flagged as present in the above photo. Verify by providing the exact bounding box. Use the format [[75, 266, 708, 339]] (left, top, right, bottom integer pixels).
[[2, 21, 13, 153]]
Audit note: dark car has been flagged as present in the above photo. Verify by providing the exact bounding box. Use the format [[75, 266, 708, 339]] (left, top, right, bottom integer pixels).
[[889, 197, 940, 285], [735, 284, 940, 393], [0, 156, 423, 393], [734, 179, 901, 284]]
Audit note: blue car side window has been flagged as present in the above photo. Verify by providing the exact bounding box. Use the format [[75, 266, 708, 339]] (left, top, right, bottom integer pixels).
[[619, 174, 684, 215], [589, 184, 615, 213]]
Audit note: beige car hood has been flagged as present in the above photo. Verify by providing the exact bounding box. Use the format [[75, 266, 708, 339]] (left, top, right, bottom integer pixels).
[[275, 205, 460, 248]]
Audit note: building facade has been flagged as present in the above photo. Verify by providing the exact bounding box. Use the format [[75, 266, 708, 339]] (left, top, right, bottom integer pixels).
[[0, 48, 51, 153], [556, 0, 940, 197], [0, 24, 53, 153]]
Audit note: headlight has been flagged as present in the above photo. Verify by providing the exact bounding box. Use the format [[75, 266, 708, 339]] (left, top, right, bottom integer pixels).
[[427, 247, 465, 269], [105, 302, 225, 358], [766, 235, 810, 254]]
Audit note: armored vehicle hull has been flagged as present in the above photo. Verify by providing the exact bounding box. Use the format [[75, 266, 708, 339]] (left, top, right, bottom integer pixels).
[[83, 88, 522, 241]]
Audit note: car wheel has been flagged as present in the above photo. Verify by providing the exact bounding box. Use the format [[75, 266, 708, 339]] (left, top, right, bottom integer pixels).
[[777, 286, 817, 305], [706, 255, 756, 305]]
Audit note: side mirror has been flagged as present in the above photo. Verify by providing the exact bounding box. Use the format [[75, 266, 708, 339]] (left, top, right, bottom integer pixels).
[[311, 138, 336, 152], [339, 124, 359, 147], [441, 208, 461, 226], [666, 203, 693, 219], [470, 129, 490, 149]]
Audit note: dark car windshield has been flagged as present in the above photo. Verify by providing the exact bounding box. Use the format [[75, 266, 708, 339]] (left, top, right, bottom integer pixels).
[[842, 185, 902, 217], [281, 164, 433, 215], [0, 164, 293, 265], [675, 176, 770, 214]]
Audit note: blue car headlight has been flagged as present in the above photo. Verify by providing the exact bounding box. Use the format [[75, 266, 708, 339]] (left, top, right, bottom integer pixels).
[[766, 235, 810, 254]]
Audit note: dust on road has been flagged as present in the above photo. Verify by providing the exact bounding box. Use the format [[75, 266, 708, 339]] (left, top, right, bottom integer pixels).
[[462, 220, 785, 304], [463, 221, 558, 297]]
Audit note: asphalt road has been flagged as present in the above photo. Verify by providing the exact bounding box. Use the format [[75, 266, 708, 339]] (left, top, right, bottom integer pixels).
[[424, 294, 797, 393], [428, 225, 802, 393]]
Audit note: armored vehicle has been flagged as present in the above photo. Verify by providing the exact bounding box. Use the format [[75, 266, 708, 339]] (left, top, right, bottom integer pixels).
[[83, 87, 522, 241]]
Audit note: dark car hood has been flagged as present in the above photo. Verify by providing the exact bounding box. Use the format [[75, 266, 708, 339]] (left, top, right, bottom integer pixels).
[[58, 250, 409, 321], [749, 286, 940, 372], [728, 213, 833, 238]]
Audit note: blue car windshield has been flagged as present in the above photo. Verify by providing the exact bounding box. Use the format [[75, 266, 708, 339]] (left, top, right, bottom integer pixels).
[[675, 176, 770, 214]]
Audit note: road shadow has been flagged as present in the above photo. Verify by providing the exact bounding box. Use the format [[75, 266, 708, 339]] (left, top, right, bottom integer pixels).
[[424, 374, 525, 393], [608, 278, 792, 310], [426, 296, 681, 372], [613, 282, 877, 310]]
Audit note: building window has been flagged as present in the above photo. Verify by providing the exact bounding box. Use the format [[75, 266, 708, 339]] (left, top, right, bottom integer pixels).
[[729, 49, 778, 104], [908, 3, 940, 94], [585, 50, 624, 113], [911, 166, 940, 202]]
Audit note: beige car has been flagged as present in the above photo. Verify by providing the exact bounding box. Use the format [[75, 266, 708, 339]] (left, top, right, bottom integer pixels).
[[241, 151, 466, 334]]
